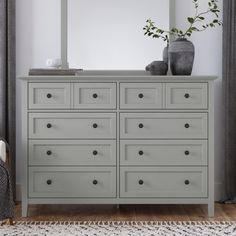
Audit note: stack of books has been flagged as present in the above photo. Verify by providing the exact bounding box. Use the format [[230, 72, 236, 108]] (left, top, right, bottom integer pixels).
[[29, 68, 83, 76]]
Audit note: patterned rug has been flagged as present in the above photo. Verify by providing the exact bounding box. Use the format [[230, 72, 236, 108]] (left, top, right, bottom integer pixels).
[[0, 221, 236, 236]]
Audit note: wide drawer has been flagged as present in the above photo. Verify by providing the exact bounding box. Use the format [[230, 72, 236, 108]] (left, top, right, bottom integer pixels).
[[166, 83, 208, 109], [29, 140, 116, 166], [120, 113, 208, 139], [29, 167, 116, 198], [120, 83, 162, 109], [120, 167, 207, 198], [74, 83, 116, 109], [29, 83, 71, 109], [29, 113, 116, 139], [120, 140, 207, 166]]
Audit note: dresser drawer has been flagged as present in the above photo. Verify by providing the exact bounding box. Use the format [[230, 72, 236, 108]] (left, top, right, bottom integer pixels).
[[120, 83, 162, 109], [29, 113, 116, 139], [166, 83, 208, 109], [120, 167, 207, 198], [29, 140, 116, 166], [74, 83, 116, 109], [120, 140, 207, 166], [29, 167, 116, 198], [120, 113, 208, 139], [29, 83, 71, 109]]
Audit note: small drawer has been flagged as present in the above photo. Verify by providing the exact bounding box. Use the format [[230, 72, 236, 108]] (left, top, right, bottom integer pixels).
[[120, 83, 162, 109], [120, 167, 207, 198], [29, 167, 116, 198], [74, 83, 116, 109], [166, 83, 208, 109], [120, 140, 207, 166], [29, 113, 116, 139], [120, 113, 208, 139], [29, 83, 71, 109], [29, 140, 116, 166]]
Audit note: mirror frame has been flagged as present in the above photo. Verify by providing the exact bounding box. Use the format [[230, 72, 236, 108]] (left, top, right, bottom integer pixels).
[[60, 0, 176, 69]]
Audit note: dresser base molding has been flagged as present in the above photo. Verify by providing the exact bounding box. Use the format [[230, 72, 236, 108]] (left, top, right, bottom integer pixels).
[[22, 200, 214, 218], [19, 73, 216, 218]]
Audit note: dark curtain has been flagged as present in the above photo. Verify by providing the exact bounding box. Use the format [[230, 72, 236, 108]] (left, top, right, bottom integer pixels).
[[223, 0, 236, 200], [0, 0, 16, 198]]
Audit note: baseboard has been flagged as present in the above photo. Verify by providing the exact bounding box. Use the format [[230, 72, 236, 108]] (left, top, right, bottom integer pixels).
[[15, 182, 225, 202]]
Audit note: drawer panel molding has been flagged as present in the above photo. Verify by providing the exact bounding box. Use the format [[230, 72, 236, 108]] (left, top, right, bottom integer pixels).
[[29, 113, 116, 139], [29, 83, 71, 109], [74, 83, 116, 109], [166, 83, 208, 109], [29, 167, 116, 198], [120, 113, 208, 139], [120, 140, 208, 166], [29, 140, 116, 166], [120, 167, 208, 198], [120, 83, 163, 109]]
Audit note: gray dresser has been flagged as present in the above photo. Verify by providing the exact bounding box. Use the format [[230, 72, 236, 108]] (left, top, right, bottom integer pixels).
[[19, 71, 216, 217]]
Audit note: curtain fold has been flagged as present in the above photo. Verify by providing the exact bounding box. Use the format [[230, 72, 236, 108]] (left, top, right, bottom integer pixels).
[[223, 0, 236, 199], [0, 0, 16, 198]]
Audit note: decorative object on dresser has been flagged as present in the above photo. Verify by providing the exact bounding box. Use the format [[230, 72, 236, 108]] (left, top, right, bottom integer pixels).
[[19, 71, 216, 217], [28, 68, 83, 76], [145, 61, 168, 75], [143, 0, 222, 75]]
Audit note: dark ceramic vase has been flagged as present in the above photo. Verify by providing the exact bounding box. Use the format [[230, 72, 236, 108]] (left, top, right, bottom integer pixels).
[[169, 38, 195, 75]]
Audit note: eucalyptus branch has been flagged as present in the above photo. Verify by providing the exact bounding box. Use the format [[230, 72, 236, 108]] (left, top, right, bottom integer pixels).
[[143, 0, 222, 42]]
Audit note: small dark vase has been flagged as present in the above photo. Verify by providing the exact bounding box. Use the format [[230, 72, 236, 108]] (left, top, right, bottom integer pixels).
[[145, 61, 168, 75], [163, 45, 169, 64], [169, 38, 195, 75]]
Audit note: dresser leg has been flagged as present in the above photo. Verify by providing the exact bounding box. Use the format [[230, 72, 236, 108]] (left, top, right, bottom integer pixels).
[[22, 202, 28, 217], [208, 203, 214, 217], [116, 204, 120, 210]]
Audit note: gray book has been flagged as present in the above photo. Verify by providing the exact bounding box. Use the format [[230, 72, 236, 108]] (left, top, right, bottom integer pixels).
[[29, 68, 83, 76]]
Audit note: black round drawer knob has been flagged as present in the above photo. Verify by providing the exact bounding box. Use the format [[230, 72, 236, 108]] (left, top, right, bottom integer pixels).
[[139, 150, 144, 156], [138, 123, 144, 129], [138, 93, 144, 99], [93, 150, 98, 156], [185, 123, 190, 129], [47, 93, 52, 98], [93, 123, 98, 128], [47, 123, 52, 128], [185, 150, 190, 156], [47, 180, 52, 185], [93, 93, 98, 99], [93, 180, 98, 185], [185, 180, 190, 185], [47, 150, 52, 156], [184, 93, 190, 99], [139, 180, 144, 185]]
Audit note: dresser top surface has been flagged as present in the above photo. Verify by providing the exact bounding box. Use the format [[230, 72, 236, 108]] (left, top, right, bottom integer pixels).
[[18, 70, 217, 81]]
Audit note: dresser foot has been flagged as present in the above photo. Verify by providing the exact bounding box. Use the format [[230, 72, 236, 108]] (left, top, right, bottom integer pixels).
[[116, 204, 120, 210], [208, 203, 215, 217], [22, 203, 28, 217]]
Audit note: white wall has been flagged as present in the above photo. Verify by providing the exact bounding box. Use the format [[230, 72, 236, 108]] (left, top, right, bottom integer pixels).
[[175, 0, 224, 199], [16, 0, 61, 194], [15, 0, 224, 200]]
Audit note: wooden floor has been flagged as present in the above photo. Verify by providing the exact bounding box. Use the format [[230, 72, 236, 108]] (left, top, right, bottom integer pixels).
[[14, 203, 236, 222]]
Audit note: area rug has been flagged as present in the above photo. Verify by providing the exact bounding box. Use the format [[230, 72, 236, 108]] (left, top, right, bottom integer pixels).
[[0, 221, 236, 236]]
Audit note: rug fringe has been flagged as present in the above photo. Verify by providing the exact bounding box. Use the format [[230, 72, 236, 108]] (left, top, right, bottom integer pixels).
[[11, 220, 236, 226]]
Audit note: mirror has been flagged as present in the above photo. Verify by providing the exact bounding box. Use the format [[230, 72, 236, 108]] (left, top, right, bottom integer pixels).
[[68, 0, 170, 69]]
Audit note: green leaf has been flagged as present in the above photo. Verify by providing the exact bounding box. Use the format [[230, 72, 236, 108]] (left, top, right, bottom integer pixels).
[[199, 16, 205, 20], [187, 17, 194, 24]]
